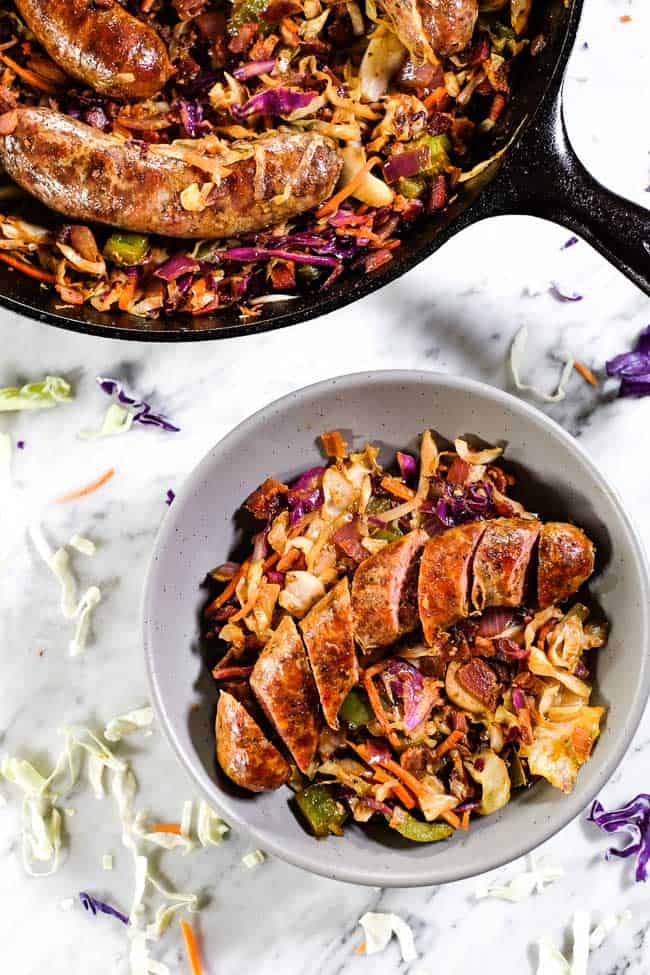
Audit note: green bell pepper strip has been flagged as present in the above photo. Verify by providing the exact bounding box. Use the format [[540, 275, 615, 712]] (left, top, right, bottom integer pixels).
[[338, 689, 373, 730], [389, 812, 454, 843], [103, 232, 149, 266], [295, 785, 348, 838]]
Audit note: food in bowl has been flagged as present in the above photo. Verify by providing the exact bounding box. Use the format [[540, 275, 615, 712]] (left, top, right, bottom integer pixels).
[[203, 429, 607, 842], [0, 0, 534, 318]]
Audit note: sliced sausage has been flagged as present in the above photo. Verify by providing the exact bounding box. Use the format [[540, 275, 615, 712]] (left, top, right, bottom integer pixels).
[[471, 517, 541, 611], [14, 0, 173, 100], [419, 0, 478, 55], [299, 577, 359, 730], [216, 691, 290, 792], [351, 529, 428, 650], [0, 108, 343, 239], [250, 615, 320, 773], [537, 522, 595, 608], [418, 522, 486, 642]]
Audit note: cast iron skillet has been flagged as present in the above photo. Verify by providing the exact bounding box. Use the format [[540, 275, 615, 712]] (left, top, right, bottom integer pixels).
[[2, 0, 648, 341]]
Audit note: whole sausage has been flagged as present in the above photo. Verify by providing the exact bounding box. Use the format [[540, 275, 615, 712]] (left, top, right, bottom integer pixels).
[[250, 615, 321, 774], [537, 522, 595, 608], [382, 0, 477, 61], [471, 517, 541, 611], [0, 108, 343, 239], [299, 577, 359, 731], [351, 529, 428, 650], [418, 522, 486, 642], [14, 0, 173, 100], [216, 691, 290, 792]]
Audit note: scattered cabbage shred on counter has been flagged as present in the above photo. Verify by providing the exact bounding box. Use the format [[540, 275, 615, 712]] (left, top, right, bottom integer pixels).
[[96, 377, 180, 432], [509, 326, 574, 402], [475, 856, 564, 902], [606, 325, 650, 397], [0, 376, 72, 411], [588, 793, 650, 881], [536, 909, 631, 974], [358, 912, 417, 962]]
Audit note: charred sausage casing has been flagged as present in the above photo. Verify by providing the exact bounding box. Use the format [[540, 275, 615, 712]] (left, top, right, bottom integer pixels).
[[0, 109, 343, 239], [471, 517, 541, 611], [537, 522, 595, 608], [216, 691, 290, 792], [418, 522, 486, 641], [14, 0, 173, 100]]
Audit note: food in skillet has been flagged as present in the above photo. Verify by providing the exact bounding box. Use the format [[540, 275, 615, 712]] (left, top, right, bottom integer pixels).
[[204, 430, 606, 842], [0, 0, 533, 318]]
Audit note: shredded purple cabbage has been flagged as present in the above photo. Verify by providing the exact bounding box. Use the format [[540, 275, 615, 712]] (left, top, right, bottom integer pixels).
[[381, 659, 428, 732], [79, 891, 129, 925], [17, 439, 25, 449], [222, 247, 339, 269], [165, 489, 176, 506], [266, 569, 285, 585], [232, 88, 316, 120], [550, 281, 584, 302], [177, 99, 206, 138], [155, 254, 200, 282], [588, 794, 650, 882], [233, 59, 277, 81], [432, 480, 495, 527], [286, 466, 325, 525], [561, 236, 579, 250], [396, 451, 417, 482], [96, 377, 180, 432], [606, 325, 650, 397]]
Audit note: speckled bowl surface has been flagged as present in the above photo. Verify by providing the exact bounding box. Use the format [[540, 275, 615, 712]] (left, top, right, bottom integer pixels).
[[143, 371, 650, 887]]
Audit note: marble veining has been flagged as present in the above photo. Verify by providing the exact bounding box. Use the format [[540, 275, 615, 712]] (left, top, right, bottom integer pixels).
[[1, 0, 649, 970]]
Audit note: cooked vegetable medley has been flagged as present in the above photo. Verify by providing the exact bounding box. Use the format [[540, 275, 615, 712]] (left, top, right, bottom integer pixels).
[[205, 430, 607, 842], [0, 0, 537, 319]]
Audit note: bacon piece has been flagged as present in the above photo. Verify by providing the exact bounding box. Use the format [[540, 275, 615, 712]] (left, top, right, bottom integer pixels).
[[250, 615, 320, 772], [418, 522, 486, 641], [299, 577, 358, 730], [244, 476, 287, 521], [351, 529, 428, 650], [331, 518, 368, 562], [456, 658, 500, 711], [216, 691, 290, 792], [471, 517, 541, 611], [537, 522, 595, 608]]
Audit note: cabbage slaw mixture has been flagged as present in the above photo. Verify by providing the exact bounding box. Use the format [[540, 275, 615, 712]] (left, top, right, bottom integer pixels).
[[0, 0, 535, 319], [205, 429, 607, 841]]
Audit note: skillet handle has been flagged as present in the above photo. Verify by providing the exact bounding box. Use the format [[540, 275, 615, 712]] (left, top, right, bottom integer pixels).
[[487, 81, 650, 296]]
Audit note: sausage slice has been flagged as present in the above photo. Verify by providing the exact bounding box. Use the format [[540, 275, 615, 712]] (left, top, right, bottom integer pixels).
[[14, 0, 173, 100], [351, 529, 428, 650], [537, 522, 595, 608], [299, 577, 359, 730], [419, 0, 479, 55], [471, 517, 541, 611], [250, 615, 321, 773], [418, 522, 486, 642], [0, 108, 343, 239], [216, 691, 290, 792]]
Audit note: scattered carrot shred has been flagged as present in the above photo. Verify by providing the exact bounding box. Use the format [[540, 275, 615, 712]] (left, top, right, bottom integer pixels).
[[434, 729, 463, 759], [461, 809, 470, 831], [320, 429, 348, 459], [0, 251, 56, 283], [619, 14, 631, 21], [180, 920, 203, 975], [356, 941, 366, 955], [573, 360, 598, 387], [0, 51, 60, 93], [205, 559, 249, 615], [54, 467, 115, 504], [315, 157, 383, 218], [149, 823, 182, 835], [380, 475, 416, 501]]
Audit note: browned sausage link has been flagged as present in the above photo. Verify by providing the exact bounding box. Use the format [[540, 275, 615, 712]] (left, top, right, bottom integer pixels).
[[418, 522, 486, 642], [537, 522, 595, 609], [0, 108, 343, 239], [14, 0, 173, 99], [250, 616, 321, 774], [418, 0, 479, 55], [216, 691, 291, 792], [299, 577, 359, 731], [351, 529, 428, 650], [471, 517, 542, 611]]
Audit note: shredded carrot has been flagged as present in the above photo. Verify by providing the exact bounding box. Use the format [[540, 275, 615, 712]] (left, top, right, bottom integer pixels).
[[211, 665, 254, 680], [263, 551, 281, 571], [372, 767, 416, 810], [205, 559, 249, 615], [118, 273, 137, 312], [434, 729, 463, 759], [362, 661, 401, 747], [54, 467, 115, 504], [460, 809, 470, 831], [375, 757, 460, 829], [423, 86, 448, 111], [180, 920, 203, 975], [315, 157, 383, 218], [276, 547, 302, 572], [573, 360, 598, 387], [356, 941, 366, 955], [149, 823, 182, 835], [619, 13, 631, 21], [320, 429, 348, 458], [0, 51, 60, 93], [380, 475, 416, 501], [0, 251, 56, 283]]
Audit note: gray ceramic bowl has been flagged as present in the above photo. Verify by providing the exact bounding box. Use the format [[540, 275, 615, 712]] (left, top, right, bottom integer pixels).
[[143, 371, 650, 887]]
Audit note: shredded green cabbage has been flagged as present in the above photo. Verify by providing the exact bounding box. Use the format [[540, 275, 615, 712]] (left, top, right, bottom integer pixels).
[[79, 403, 133, 440], [197, 800, 229, 847], [510, 325, 574, 403], [242, 849, 266, 869], [104, 706, 154, 743], [0, 376, 72, 411], [475, 856, 564, 902]]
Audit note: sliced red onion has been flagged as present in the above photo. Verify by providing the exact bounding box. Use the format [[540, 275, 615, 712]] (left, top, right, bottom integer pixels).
[[332, 519, 368, 562], [512, 687, 526, 711], [252, 530, 269, 561], [477, 607, 514, 637], [494, 638, 529, 662], [231, 87, 316, 120], [364, 797, 393, 816], [396, 451, 417, 482], [154, 254, 200, 281], [383, 145, 431, 184]]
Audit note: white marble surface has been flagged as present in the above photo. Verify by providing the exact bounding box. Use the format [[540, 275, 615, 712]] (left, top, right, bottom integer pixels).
[[1, 0, 649, 971]]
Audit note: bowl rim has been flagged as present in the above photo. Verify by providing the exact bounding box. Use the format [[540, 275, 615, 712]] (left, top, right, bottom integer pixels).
[[143, 369, 650, 886]]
